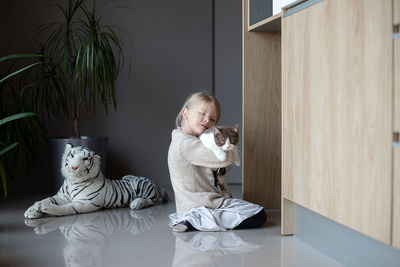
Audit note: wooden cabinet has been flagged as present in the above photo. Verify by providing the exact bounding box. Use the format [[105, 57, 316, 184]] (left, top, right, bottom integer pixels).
[[242, 0, 281, 209], [393, 0, 400, 249], [243, 0, 399, 247], [281, 0, 393, 244]]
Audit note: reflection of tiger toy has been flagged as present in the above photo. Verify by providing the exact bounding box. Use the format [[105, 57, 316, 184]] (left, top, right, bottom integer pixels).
[[24, 144, 168, 219], [25, 207, 159, 267]]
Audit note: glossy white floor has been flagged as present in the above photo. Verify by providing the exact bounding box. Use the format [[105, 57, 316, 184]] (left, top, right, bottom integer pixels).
[[0, 186, 341, 267]]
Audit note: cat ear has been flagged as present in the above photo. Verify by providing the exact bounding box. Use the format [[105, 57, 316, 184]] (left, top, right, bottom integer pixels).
[[213, 127, 221, 136], [233, 124, 239, 133], [94, 154, 102, 160]]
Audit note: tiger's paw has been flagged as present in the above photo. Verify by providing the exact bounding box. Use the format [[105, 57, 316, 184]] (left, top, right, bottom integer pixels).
[[130, 198, 145, 210], [37, 202, 52, 213], [130, 198, 153, 210], [24, 206, 43, 219]]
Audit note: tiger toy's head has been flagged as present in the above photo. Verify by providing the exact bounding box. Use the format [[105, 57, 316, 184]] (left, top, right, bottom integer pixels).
[[61, 144, 102, 183]]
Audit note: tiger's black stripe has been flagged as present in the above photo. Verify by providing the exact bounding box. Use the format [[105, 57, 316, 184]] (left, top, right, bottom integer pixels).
[[87, 179, 105, 197]]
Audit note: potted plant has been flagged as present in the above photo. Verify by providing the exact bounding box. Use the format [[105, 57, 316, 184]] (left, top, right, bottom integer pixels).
[[0, 54, 43, 197], [32, 0, 128, 192]]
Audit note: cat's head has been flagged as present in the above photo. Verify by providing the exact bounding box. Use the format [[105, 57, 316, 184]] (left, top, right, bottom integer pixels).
[[61, 144, 102, 183], [213, 124, 239, 151]]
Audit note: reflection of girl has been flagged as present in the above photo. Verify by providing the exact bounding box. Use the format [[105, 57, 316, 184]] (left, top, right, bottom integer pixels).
[[168, 92, 266, 232], [172, 231, 260, 267]]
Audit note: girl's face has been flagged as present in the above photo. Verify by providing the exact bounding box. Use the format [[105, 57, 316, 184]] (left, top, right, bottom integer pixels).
[[182, 101, 217, 137]]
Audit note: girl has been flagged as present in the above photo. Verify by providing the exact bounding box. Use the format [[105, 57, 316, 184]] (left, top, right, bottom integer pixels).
[[168, 92, 266, 232]]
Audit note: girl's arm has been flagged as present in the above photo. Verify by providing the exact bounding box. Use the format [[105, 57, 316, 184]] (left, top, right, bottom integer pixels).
[[180, 135, 240, 168], [217, 175, 232, 198]]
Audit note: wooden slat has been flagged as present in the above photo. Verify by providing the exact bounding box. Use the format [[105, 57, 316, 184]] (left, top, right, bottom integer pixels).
[[243, 0, 281, 209], [282, 0, 392, 244], [395, 38, 400, 132], [281, 198, 294, 235], [394, 0, 400, 25], [393, 146, 400, 248], [248, 12, 282, 32], [394, 0, 400, 249]]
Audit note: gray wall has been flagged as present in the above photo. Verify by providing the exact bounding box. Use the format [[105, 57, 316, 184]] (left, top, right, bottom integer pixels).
[[1, 0, 242, 192], [215, 0, 242, 184]]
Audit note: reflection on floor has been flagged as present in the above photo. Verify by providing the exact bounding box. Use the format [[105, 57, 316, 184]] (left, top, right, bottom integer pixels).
[[0, 186, 341, 267]]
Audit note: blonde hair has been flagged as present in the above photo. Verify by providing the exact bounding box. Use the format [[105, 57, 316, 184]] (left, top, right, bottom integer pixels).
[[175, 92, 221, 127]]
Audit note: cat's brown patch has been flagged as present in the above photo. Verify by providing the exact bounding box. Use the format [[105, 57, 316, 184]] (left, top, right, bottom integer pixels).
[[212, 125, 239, 147]]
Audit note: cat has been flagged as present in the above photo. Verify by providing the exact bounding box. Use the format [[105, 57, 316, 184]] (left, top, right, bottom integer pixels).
[[199, 124, 240, 198], [199, 124, 240, 164]]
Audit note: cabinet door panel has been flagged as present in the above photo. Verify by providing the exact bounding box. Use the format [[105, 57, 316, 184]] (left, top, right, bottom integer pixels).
[[393, 32, 400, 249], [395, 38, 400, 132], [282, 0, 392, 244]]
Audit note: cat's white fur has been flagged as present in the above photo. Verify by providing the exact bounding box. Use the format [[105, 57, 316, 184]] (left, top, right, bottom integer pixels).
[[199, 126, 240, 166]]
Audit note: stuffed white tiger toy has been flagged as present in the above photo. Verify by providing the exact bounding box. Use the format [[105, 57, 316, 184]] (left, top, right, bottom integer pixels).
[[24, 144, 168, 219]]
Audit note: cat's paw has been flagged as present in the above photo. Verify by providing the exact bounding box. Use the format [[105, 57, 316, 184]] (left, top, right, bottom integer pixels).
[[215, 151, 226, 161], [24, 206, 43, 219]]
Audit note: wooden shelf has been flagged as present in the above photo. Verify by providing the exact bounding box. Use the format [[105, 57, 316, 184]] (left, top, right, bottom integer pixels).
[[248, 12, 281, 32]]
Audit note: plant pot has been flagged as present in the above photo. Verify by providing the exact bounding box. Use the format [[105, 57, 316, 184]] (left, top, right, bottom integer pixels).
[[47, 136, 108, 194]]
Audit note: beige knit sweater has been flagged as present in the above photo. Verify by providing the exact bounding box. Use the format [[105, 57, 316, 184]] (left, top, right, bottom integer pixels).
[[168, 128, 240, 216]]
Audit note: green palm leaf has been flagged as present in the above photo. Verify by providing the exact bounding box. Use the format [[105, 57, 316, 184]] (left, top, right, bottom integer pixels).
[[0, 54, 42, 63], [0, 112, 36, 126], [0, 54, 42, 84], [0, 62, 41, 84], [0, 142, 19, 157]]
